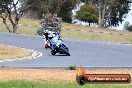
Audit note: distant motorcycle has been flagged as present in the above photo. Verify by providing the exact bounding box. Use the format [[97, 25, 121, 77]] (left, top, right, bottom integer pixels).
[[51, 36, 70, 56]]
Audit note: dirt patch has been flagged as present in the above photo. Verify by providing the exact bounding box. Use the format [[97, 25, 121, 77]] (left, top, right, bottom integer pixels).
[[0, 44, 32, 60], [0, 67, 132, 83], [0, 67, 75, 83]]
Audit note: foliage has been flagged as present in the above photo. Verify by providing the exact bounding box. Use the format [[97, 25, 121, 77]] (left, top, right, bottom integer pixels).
[[58, 0, 78, 23], [67, 64, 77, 70], [37, 27, 44, 36], [76, 5, 98, 25], [79, 0, 131, 28], [21, 0, 57, 17], [124, 21, 132, 31], [105, 0, 131, 27], [0, 0, 30, 33], [22, 0, 78, 23]]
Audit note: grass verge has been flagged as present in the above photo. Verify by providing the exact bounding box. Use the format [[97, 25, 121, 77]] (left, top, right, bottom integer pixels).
[[0, 17, 132, 43], [61, 23, 132, 43], [0, 44, 32, 60], [0, 68, 131, 87], [0, 80, 131, 88]]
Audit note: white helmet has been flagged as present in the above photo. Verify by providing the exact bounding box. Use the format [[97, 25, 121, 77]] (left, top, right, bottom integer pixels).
[[43, 29, 48, 33]]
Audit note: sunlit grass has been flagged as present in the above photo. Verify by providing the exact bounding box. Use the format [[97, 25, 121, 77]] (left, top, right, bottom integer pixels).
[[61, 28, 132, 43], [0, 80, 131, 88], [0, 44, 32, 60], [0, 68, 131, 88], [0, 17, 132, 43]]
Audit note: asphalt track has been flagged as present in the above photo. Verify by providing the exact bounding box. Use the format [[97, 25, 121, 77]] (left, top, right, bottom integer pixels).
[[0, 32, 132, 67]]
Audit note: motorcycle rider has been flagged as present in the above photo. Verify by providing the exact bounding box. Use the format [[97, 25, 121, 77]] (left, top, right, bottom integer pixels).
[[51, 34, 63, 49], [43, 30, 57, 49]]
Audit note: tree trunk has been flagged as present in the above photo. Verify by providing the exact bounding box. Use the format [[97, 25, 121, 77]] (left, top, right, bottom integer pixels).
[[3, 18, 12, 33], [13, 24, 18, 33], [8, 12, 19, 33], [89, 22, 91, 26], [13, 18, 19, 33], [98, 0, 107, 28]]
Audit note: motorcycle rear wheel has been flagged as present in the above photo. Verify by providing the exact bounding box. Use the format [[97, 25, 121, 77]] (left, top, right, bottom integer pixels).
[[51, 50, 56, 55]]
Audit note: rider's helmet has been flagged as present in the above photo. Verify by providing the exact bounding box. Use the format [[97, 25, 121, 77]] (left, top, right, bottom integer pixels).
[[58, 35, 63, 41], [48, 31, 54, 39], [52, 32, 57, 37], [43, 29, 48, 33]]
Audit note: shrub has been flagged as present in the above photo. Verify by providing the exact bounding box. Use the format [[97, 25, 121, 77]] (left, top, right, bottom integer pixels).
[[76, 5, 98, 25], [124, 21, 132, 31], [67, 65, 77, 70]]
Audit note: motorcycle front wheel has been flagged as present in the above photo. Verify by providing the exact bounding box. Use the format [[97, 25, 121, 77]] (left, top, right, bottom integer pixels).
[[66, 52, 70, 56], [62, 48, 70, 56]]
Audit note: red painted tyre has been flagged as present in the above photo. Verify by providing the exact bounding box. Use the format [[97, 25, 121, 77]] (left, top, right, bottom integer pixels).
[[76, 75, 87, 85]]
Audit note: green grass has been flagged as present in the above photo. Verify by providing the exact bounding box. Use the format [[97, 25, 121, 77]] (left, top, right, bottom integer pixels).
[[61, 28, 132, 44], [0, 17, 132, 43], [0, 80, 131, 88], [67, 64, 77, 70]]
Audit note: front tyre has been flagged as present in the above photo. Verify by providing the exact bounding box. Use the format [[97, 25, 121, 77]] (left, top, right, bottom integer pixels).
[[66, 52, 70, 56], [63, 49, 70, 56]]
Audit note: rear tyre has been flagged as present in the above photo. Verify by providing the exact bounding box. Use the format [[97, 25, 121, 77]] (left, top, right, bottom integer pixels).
[[51, 50, 56, 55]]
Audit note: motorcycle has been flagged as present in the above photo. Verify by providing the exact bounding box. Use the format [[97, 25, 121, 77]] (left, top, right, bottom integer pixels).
[[51, 36, 70, 56]]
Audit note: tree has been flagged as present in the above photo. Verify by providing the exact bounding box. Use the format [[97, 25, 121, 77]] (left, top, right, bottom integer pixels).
[[22, 0, 78, 23], [105, 0, 130, 27], [0, 0, 12, 33], [58, 0, 78, 23], [98, 0, 107, 28], [0, 0, 30, 33], [76, 5, 98, 26], [79, 0, 131, 28], [21, 0, 52, 18], [99, 0, 131, 28], [124, 21, 132, 31]]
